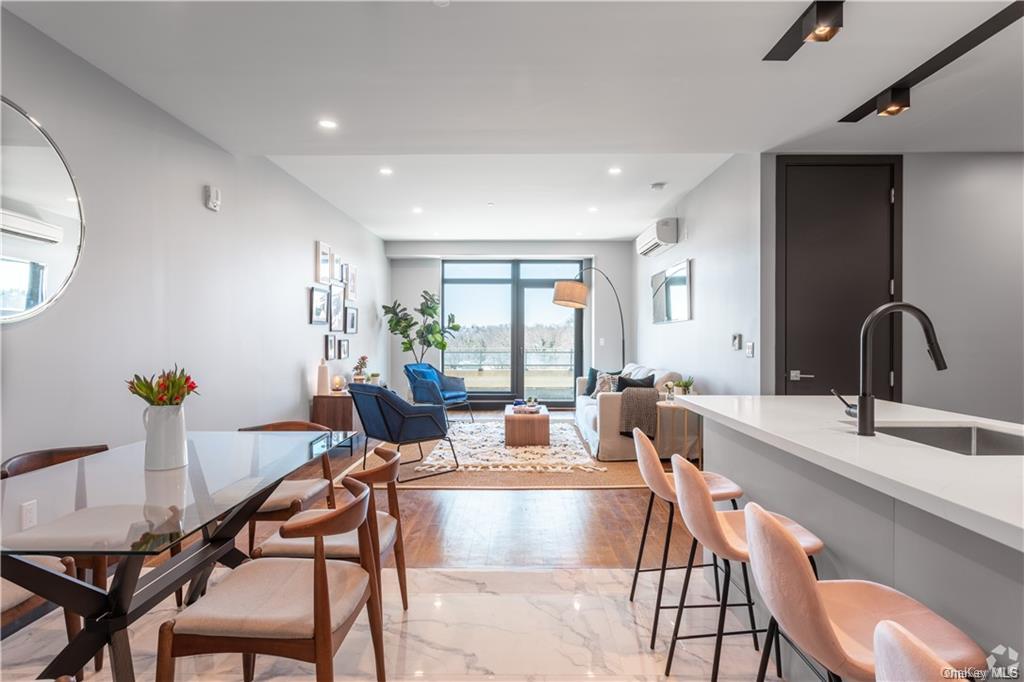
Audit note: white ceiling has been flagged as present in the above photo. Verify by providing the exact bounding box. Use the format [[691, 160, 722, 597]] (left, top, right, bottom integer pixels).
[[8, 1, 1021, 240], [271, 153, 730, 240]]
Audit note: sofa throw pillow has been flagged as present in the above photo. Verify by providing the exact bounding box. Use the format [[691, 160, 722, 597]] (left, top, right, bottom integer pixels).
[[591, 372, 618, 397], [584, 366, 621, 396], [616, 374, 655, 391]]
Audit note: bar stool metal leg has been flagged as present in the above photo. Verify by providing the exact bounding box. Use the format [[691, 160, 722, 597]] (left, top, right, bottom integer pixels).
[[630, 492, 656, 602], [664, 538, 699, 675], [709, 559, 733, 682], [739, 559, 760, 651], [649, 501, 674, 650]]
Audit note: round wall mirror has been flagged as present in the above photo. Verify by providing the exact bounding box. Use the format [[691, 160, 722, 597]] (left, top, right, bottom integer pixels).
[[1, 97, 84, 323]]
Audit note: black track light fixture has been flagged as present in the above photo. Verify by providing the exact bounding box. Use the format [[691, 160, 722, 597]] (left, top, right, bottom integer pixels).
[[763, 1, 844, 61], [876, 87, 911, 117]]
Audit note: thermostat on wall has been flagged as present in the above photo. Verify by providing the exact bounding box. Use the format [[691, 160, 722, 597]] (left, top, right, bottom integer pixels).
[[204, 185, 221, 212]]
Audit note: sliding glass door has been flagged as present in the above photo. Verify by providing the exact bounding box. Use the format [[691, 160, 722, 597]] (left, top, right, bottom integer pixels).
[[442, 260, 582, 406]]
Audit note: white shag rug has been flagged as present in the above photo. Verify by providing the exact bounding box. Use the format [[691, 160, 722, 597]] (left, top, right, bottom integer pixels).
[[414, 421, 607, 473]]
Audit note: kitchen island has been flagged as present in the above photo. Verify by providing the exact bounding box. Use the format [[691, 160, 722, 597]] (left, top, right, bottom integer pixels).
[[677, 395, 1023, 680]]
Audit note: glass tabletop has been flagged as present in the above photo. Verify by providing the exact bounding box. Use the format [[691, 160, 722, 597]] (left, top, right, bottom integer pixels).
[[1, 430, 356, 556]]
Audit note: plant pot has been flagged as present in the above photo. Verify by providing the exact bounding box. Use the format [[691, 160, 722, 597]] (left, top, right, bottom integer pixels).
[[352, 374, 367, 384], [143, 466, 187, 528], [143, 404, 188, 470]]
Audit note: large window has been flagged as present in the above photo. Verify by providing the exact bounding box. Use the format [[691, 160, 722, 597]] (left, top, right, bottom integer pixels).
[[442, 260, 583, 404]]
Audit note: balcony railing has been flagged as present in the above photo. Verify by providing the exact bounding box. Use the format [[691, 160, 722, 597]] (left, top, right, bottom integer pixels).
[[443, 348, 576, 400]]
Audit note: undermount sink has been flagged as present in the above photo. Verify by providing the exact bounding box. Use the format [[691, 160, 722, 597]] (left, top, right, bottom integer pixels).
[[875, 425, 1024, 456]]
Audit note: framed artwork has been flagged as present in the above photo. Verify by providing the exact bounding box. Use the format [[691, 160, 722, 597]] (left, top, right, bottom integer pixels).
[[331, 253, 345, 284], [325, 334, 337, 360], [329, 284, 345, 332], [339, 338, 350, 359], [344, 306, 359, 334], [346, 265, 358, 301], [316, 241, 331, 284], [309, 286, 329, 325]]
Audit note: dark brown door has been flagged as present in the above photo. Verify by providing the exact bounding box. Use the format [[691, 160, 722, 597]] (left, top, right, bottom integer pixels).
[[776, 157, 901, 398]]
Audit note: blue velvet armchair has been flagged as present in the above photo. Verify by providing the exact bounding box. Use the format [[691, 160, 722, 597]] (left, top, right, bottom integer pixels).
[[403, 363, 475, 423], [348, 383, 459, 481]]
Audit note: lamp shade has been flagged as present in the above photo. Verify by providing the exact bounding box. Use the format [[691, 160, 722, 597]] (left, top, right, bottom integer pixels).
[[553, 280, 589, 309]]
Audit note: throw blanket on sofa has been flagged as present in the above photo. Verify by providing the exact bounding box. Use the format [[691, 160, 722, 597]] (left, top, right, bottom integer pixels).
[[619, 387, 660, 437]]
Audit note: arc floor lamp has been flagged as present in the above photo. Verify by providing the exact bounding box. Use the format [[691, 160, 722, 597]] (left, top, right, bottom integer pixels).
[[552, 266, 626, 370]]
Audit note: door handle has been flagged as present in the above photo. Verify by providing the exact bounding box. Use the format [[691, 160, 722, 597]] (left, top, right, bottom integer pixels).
[[788, 370, 816, 382]]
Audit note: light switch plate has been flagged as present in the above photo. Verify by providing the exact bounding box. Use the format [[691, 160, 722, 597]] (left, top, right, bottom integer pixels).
[[745, 341, 755, 358], [731, 333, 743, 350], [20, 499, 37, 530]]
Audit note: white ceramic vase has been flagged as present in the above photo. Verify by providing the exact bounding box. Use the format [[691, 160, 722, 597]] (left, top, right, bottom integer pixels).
[[143, 404, 188, 470]]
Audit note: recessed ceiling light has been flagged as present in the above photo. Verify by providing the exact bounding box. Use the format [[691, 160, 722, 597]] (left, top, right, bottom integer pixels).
[[608, 167, 622, 176], [317, 119, 338, 130], [379, 167, 393, 176], [487, 202, 495, 207], [587, 206, 599, 213], [412, 206, 424, 214]]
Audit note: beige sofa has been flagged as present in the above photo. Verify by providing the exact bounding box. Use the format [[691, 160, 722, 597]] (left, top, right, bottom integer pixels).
[[574, 363, 682, 461]]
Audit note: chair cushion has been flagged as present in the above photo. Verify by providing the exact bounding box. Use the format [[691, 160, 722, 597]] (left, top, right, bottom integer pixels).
[[409, 366, 441, 386], [818, 580, 987, 681], [173, 557, 369, 639], [258, 478, 331, 513], [716, 509, 824, 562], [257, 509, 398, 559], [1, 555, 65, 612], [441, 390, 468, 402]]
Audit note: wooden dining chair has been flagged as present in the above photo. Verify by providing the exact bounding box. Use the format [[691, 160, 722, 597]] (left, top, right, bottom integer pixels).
[[2, 444, 110, 672], [155, 477, 385, 682], [238, 421, 337, 554], [2, 556, 83, 681], [254, 445, 409, 609]]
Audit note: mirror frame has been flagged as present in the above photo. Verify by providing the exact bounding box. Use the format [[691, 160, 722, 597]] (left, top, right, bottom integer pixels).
[[1, 95, 86, 324]]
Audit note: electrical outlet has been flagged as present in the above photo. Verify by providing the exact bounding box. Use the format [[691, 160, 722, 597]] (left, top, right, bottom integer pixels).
[[598, 337, 605, 347], [745, 342, 755, 358], [20, 500, 37, 530]]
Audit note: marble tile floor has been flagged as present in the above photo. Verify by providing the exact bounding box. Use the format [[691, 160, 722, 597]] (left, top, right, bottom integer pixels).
[[1, 567, 773, 681]]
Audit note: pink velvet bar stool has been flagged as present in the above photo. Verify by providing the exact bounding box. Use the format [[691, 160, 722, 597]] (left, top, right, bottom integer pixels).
[[630, 429, 744, 651], [874, 620, 960, 682], [666, 455, 825, 681], [744, 502, 987, 682]]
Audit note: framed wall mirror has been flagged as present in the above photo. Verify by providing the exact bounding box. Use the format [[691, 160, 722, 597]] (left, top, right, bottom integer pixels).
[[651, 258, 691, 323], [1, 96, 84, 323]]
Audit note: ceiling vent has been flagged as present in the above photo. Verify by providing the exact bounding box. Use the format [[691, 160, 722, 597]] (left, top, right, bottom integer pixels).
[[636, 218, 678, 257]]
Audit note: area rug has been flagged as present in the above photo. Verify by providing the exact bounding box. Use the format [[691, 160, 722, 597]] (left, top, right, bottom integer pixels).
[[413, 421, 606, 473]]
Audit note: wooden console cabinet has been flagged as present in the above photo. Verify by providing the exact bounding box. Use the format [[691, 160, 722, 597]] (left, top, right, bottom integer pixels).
[[310, 393, 353, 431]]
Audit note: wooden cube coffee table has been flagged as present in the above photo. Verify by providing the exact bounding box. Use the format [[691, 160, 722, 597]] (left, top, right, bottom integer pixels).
[[504, 404, 550, 447]]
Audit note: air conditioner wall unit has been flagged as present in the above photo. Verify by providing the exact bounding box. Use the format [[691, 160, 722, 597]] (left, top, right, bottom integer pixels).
[[0, 209, 64, 244], [635, 218, 678, 257]]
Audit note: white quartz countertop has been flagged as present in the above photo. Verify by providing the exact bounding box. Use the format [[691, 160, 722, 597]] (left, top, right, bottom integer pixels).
[[676, 395, 1024, 552]]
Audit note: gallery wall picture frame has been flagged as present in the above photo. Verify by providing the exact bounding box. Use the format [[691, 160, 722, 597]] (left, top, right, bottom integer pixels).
[[309, 286, 329, 325], [346, 265, 358, 301], [325, 334, 337, 360], [344, 305, 359, 334], [331, 253, 345, 284], [339, 338, 350, 359], [316, 241, 331, 285], [329, 284, 345, 332]]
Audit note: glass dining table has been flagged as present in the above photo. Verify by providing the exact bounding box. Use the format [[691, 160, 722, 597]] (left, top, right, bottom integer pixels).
[[1, 429, 356, 681]]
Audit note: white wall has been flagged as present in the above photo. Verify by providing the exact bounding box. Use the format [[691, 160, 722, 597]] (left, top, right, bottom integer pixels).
[[0, 13, 389, 457], [902, 153, 1023, 422], [634, 154, 762, 394], [384, 240, 634, 395]]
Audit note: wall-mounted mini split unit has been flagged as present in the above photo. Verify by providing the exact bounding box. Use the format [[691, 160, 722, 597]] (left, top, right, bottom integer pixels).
[[0, 209, 63, 244], [636, 218, 678, 257]]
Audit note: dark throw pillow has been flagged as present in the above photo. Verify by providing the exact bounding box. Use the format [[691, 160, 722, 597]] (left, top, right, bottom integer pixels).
[[583, 367, 622, 396], [615, 374, 655, 392]]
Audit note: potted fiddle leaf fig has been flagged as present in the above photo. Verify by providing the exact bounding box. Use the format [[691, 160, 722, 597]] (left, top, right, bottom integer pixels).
[[382, 291, 461, 362]]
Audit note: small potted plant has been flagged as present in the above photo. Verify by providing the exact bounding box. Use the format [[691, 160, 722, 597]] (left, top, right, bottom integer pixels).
[[126, 366, 198, 470], [663, 381, 676, 397], [369, 371, 381, 386], [675, 376, 696, 395], [352, 355, 369, 383]]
